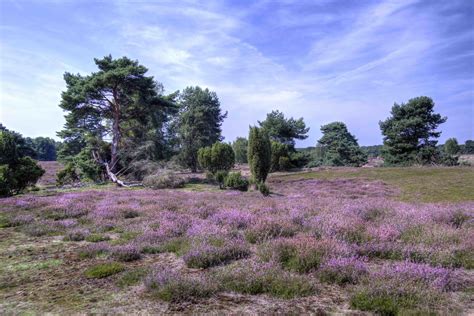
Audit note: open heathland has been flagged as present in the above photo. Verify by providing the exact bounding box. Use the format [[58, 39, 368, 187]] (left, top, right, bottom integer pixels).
[[0, 167, 473, 314]]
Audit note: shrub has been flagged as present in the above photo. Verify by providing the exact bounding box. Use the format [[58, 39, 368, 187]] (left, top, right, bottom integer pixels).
[[260, 238, 328, 273], [245, 219, 297, 243], [78, 242, 111, 259], [216, 261, 315, 299], [198, 142, 235, 174], [183, 241, 251, 269], [449, 210, 470, 228], [248, 126, 271, 184], [143, 172, 185, 189], [56, 162, 80, 186], [279, 156, 292, 171], [84, 262, 125, 279], [258, 182, 270, 196], [224, 172, 249, 191], [111, 245, 141, 262], [270, 141, 291, 172], [215, 170, 228, 189], [0, 158, 45, 197], [145, 267, 218, 302], [319, 257, 368, 285], [64, 228, 90, 241]]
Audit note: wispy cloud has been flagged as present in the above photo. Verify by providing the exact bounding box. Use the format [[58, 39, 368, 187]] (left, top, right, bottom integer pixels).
[[0, 0, 472, 144]]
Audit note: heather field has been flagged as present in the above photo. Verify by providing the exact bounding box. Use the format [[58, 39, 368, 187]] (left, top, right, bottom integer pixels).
[[1, 167, 473, 315]]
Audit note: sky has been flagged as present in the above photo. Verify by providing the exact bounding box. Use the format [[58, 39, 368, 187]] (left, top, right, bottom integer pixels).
[[0, 0, 473, 147]]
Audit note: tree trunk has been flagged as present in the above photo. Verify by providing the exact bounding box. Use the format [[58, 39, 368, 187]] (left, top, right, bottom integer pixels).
[[111, 91, 121, 173]]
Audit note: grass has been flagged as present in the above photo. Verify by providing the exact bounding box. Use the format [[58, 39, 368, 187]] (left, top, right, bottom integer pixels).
[[84, 262, 125, 279], [274, 167, 474, 202], [116, 268, 148, 288]]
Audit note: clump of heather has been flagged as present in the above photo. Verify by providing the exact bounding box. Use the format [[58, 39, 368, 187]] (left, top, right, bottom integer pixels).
[[183, 240, 250, 269], [319, 256, 368, 285], [10, 214, 34, 226], [350, 261, 460, 315], [186, 219, 228, 238], [245, 217, 298, 243], [145, 267, 218, 302], [79, 242, 111, 258], [64, 228, 90, 241], [215, 260, 315, 299], [211, 209, 254, 229], [111, 245, 142, 262], [155, 211, 191, 238], [259, 237, 332, 273]]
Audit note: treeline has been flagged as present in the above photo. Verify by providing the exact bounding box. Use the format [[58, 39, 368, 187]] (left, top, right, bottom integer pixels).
[[2, 55, 473, 196], [43, 56, 474, 183], [0, 124, 58, 161]]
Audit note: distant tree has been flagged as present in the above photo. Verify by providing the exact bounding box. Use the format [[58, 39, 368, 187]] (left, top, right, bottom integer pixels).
[[177, 86, 227, 172], [248, 126, 271, 184], [462, 140, 474, 154], [361, 145, 383, 158], [317, 122, 367, 167], [232, 137, 248, 163], [0, 129, 44, 197], [58, 55, 170, 174], [30, 137, 57, 161], [198, 142, 235, 174], [444, 138, 460, 156], [270, 141, 291, 172], [380, 96, 447, 166], [258, 110, 309, 147]]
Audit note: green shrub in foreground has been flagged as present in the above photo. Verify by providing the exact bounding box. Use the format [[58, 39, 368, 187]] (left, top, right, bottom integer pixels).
[[216, 261, 315, 299], [224, 172, 249, 191], [84, 262, 125, 279]]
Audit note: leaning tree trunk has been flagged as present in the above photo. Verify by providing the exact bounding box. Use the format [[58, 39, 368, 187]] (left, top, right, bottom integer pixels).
[[110, 91, 121, 173]]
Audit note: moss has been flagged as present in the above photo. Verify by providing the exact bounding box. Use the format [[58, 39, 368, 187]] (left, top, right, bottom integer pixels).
[[142, 237, 190, 256], [84, 262, 125, 279]]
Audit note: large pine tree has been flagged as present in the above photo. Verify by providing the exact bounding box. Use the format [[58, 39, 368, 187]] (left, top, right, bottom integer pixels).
[[58, 55, 171, 173]]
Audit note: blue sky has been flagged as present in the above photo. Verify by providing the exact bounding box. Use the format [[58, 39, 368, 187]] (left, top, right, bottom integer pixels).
[[0, 0, 473, 146]]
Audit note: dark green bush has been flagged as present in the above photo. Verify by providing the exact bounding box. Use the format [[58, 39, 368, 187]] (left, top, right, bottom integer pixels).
[[224, 172, 248, 191], [56, 162, 80, 185], [198, 142, 235, 174]]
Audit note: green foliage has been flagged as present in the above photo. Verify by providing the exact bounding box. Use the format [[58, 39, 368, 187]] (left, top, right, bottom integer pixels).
[[350, 291, 411, 315], [444, 138, 460, 156], [143, 172, 185, 189], [270, 141, 291, 172], [380, 96, 447, 166], [224, 172, 249, 191], [58, 55, 174, 175], [258, 110, 309, 147], [84, 262, 125, 279], [217, 263, 314, 299], [316, 122, 367, 167], [232, 137, 248, 163], [27, 137, 57, 161], [177, 86, 227, 172], [462, 140, 474, 154], [56, 162, 80, 185], [215, 171, 228, 189], [0, 129, 45, 197], [197, 142, 235, 174], [248, 127, 271, 184]]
